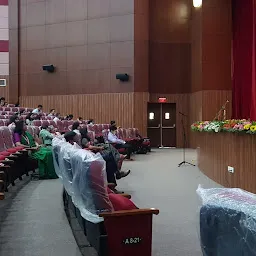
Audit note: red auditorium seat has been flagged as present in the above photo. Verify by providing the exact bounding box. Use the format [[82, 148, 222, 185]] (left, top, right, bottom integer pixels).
[[49, 120, 57, 128], [103, 124, 110, 130], [55, 120, 65, 134], [67, 159, 159, 256], [62, 120, 69, 132], [32, 120, 42, 127], [87, 131, 96, 143], [42, 120, 50, 127], [11, 107, 18, 112], [0, 127, 25, 153]]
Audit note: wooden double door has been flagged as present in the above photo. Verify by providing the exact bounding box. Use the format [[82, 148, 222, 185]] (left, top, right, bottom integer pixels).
[[147, 103, 176, 147]]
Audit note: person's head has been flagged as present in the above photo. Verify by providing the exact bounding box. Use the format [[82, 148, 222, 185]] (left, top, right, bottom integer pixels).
[[0, 97, 5, 106], [49, 109, 55, 115], [41, 124, 49, 130], [69, 114, 73, 120], [78, 117, 83, 121], [72, 121, 80, 131], [14, 120, 25, 135], [9, 115, 19, 125], [88, 119, 94, 125], [26, 112, 33, 120], [110, 120, 116, 126], [110, 125, 117, 134], [64, 131, 76, 145], [38, 105, 43, 110], [80, 128, 90, 140]]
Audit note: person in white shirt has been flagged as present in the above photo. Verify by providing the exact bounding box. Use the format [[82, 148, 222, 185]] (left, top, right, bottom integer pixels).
[[53, 113, 61, 122], [72, 122, 81, 134], [108, 125, 133, 160], [48, 109, 55, 117], [32, 105, 43, 114]]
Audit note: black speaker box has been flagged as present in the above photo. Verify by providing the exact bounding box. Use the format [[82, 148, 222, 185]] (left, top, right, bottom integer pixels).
[[116, 73, 129, 82], [42, 64, 55, 73]]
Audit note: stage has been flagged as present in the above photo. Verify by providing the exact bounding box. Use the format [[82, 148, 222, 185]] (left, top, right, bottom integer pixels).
[[197, 132, 256, 193]]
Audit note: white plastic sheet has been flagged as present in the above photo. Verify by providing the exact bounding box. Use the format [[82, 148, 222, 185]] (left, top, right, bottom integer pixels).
[[197, 185, 256, 256], [52, 137, 113, 223]]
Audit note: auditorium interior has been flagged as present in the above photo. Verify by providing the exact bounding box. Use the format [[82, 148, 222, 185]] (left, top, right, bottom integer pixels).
[[0, 0, 256, 255]]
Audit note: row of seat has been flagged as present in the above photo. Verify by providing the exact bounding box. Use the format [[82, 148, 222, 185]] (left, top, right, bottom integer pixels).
[[52, 137, 159, 256], [0, 107, 33, 112], [0, 126, 38, 199]]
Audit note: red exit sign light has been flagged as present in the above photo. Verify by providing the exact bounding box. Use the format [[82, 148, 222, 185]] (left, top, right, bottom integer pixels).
[[158, 97, 167, 103]]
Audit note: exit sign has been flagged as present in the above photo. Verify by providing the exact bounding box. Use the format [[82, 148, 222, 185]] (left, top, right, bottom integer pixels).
[[158, 97, 167, 103]]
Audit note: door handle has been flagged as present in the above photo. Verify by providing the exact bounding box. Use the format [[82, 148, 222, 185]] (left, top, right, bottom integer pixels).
[[162, 124, 176, 129], [148, 124, 160, 129]]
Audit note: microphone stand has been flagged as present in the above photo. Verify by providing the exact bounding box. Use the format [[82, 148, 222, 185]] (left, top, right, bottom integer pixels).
[[213, 100, 229, 121], [178, 111, 195, 167]]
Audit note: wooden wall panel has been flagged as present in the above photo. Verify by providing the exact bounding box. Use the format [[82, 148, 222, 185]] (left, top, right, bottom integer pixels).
[[189, 91, 202, 148], [149, 93, 189, 148], [149, 0, 192, 94], [134, 0, 149, 92], [197, 132, 256, 193], [19, 93, 135, 129], [202, 90, 232, 120], [191, 6, 202, 93], [189, 90, 232, 148], [134, 92, 149, 136]]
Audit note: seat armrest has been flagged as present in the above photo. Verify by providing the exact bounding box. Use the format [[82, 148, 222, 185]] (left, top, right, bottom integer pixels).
[[99, 208, 159, 218]]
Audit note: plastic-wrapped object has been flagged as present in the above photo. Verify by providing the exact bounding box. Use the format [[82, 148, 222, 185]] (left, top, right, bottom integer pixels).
[[52, 137, 113, 223], [197, 185, 256, 256]]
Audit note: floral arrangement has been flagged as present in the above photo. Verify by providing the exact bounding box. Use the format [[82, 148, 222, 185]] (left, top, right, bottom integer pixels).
[[191, 120, 256, 134]]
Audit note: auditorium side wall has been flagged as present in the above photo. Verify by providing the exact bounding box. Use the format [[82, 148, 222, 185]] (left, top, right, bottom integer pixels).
[[8, 0, 233, 146]]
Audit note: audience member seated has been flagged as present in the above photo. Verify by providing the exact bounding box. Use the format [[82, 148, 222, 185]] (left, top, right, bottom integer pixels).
[[65, 131, 129, 187], [39, 124, 55, 146], [80, 128, 130, 180], [13, 120, 58, 179], [110, 120, 121, 129], [0, 97, 7, 107], [77, 117, 83, 124], [53, 113, 61, 122], [48, 109, 55, 117], [32, 104, 43, 115], [87, 119, 94, 126], [65, 114, 73, 120], [72, 121, 81, 135], [8, 115, 19, 130], [25, 112, 37, 125], [108, 125, 133, 160]]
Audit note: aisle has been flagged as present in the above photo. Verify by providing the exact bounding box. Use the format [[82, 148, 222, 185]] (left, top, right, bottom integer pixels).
[[118, 149, 221, 256], [0, 178, 81, 256]]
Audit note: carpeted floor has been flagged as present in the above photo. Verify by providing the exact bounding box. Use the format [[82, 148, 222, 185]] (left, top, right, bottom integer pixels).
[[0, 177, 82, 256], [0, 149, 221, 256], [118, 149, 221, 256]]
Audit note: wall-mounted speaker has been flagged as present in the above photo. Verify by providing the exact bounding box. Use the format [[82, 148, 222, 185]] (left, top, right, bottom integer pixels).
[[42, 64, 55, 73], [116, 73, 129, 82]]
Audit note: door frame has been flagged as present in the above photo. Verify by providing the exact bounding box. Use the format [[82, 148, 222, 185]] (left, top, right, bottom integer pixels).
[[147, 102, 177, 148]]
